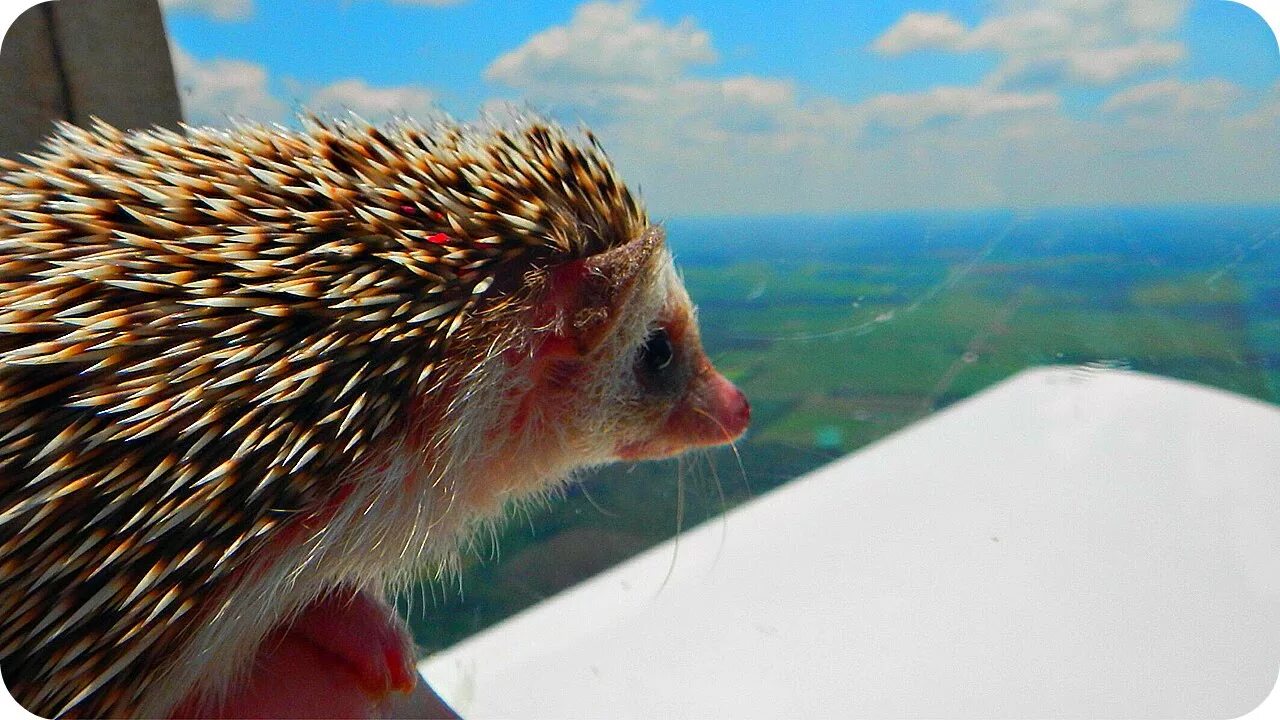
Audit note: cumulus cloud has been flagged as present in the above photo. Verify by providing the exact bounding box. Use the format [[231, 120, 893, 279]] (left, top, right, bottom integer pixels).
[[170, 45, 286, 124], [957, 8, 1079, 53], [872, 0, 1189, 88], [1230, 80, 1280, 132], [289, 79, 437, 121], [168, 2, 1278, 214], [476, 0, 1280, 213], [862, 86, 1060, 128], [1055, 41, 1184, 83], [484, 2, 811, 129], [1100, 78, 1245, 115], [171, 45, 438, 126], [992, 41, 1185, 88], [484, 1, 833, 165], [486, 0, 715, 90], [873, 12, 968, 55], [481, 2, 1101, 212], [1098, 0, 1188, 34], [160, 0, 468, 22], [721, 76, 794, 107], [876, 0, 1190, 53], [160, 0, 254, 22]]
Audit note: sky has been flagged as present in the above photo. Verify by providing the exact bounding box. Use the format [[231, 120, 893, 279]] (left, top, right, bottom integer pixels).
[[160, 0, 1280, 215]]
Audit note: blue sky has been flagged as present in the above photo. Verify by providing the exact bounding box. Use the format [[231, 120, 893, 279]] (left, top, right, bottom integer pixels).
[[162, 0, 1280, 215]]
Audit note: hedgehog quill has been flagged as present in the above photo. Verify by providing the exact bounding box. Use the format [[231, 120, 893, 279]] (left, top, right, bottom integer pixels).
[[0, 117, 749, 718]]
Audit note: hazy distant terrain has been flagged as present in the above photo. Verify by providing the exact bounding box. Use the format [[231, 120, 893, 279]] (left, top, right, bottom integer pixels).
[[407, 205, 1280, 651]]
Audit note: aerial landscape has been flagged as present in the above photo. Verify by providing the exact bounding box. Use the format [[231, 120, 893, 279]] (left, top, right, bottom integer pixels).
[[407, 203, 1280, 650]]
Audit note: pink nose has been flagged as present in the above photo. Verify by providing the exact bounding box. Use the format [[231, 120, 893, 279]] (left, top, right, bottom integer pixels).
[[709, 373, 750, 439], [615, 367, 750, 460]]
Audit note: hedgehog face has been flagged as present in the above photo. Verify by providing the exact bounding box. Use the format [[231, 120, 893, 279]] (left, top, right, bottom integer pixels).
[[477, 229, 748, 485], [436, 226, 747, 527], [606, 256, 751, 461]]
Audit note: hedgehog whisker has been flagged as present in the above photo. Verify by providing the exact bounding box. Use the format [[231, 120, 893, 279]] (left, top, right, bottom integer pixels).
[[692, 405, 749, 497], [652, 456, 687, 599], [577, 479, 616, 518]]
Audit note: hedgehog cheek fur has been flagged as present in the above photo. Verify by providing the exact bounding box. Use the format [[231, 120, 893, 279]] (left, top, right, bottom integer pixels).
[[461, 231, 750, 494], [441, 229, 687, 519]]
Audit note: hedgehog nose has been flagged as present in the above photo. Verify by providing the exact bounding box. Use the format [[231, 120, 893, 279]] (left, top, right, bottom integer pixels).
[[706, 371, 750, 440]]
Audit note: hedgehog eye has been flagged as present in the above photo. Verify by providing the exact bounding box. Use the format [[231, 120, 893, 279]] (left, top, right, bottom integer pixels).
[[637, 327, 674, 376]]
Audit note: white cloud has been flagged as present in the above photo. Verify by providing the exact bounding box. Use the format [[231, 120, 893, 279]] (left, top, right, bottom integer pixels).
[[1058, 41, 1185, 83], [862, 86, 1061, 129], [871, 0, 1189, 88], [960, 9, 1080, 53], [992, 41, 1185, 87], [979, 0, 1188, 50], [165, 2, 1278, 214], [755, 97, 1279, 212], [873, 12, 969, 55], [486, 1, 715, 90], [289, 79, 437, 121], [1104, 0, 1188, 33], [720, 76, 794, 107], [170, 45, 287, 124], [481, 2, 1095, 213], [480, 1, 1278, 213], [170, 45, 438, 127], [484, 3, 820, 156], [1101, 78, 1245, 115], [1230, 81, 1280, 132], [160, 0, 469, 21], [483, 2, 804, 129], [160, 0, 254, 22]]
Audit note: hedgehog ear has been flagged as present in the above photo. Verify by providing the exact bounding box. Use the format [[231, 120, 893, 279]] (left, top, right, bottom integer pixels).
[[547, 226, 666, 356]]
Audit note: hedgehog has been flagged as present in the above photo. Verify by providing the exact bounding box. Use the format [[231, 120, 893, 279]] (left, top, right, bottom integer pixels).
[[0, 116, 750, 718]]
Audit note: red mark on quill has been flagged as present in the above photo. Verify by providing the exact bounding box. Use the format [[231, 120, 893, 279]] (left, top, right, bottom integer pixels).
[[426, 233, 451, 245]]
